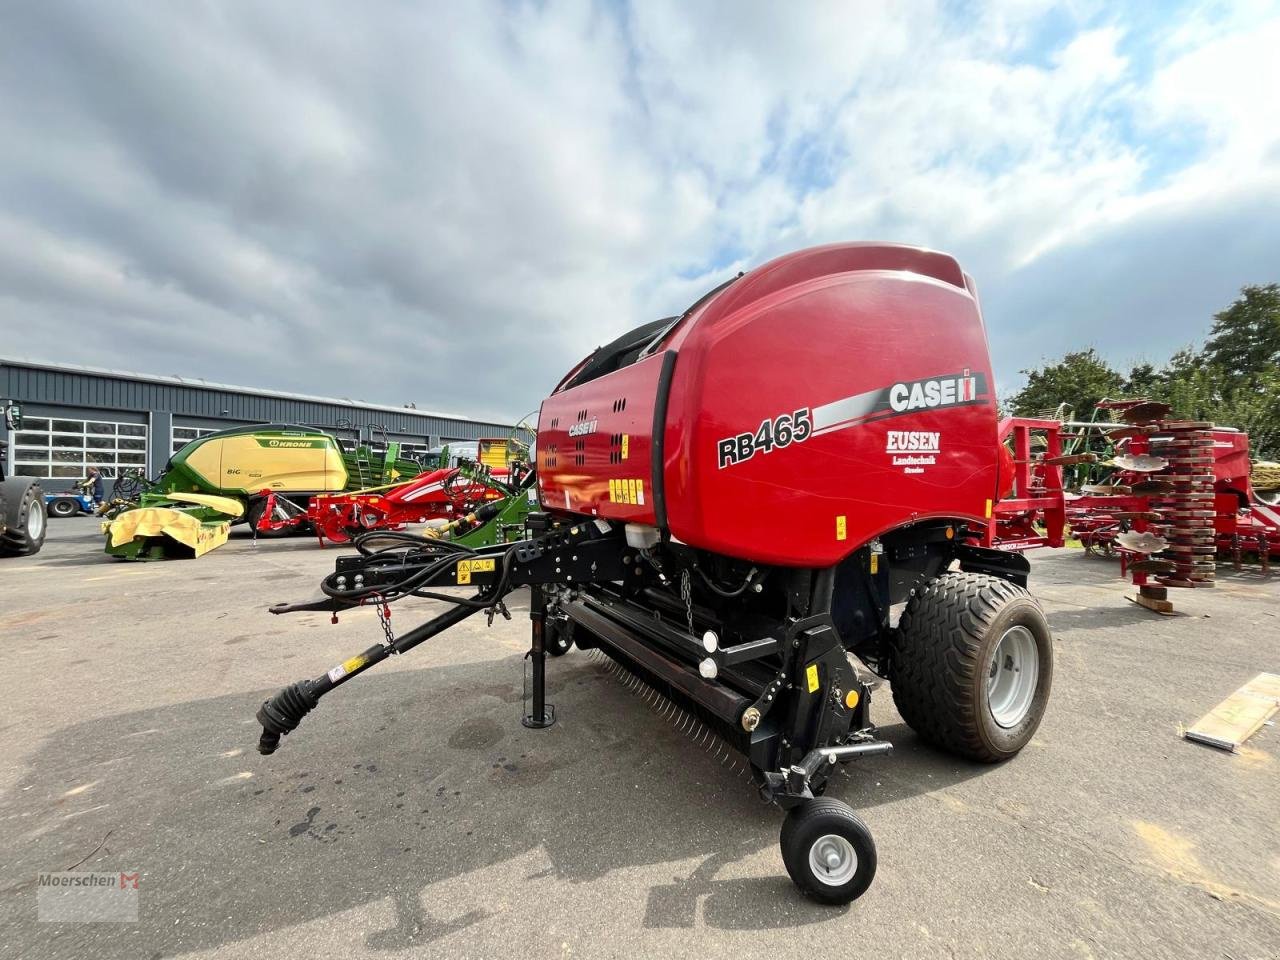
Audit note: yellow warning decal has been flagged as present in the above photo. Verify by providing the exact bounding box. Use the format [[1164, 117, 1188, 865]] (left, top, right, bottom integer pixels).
[[456, 557, 496, 584], [608, 477, 647, 506], [984, 498, 993, 518], [806, 664, 820, 693], [328, 653, 368, 683], [870, 553, 879, 575], [836, 516, 847, 541], [621, 434, 629, 460]]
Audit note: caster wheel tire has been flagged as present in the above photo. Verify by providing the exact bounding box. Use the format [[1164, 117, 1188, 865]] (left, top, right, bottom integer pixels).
[[780, 798, 876, 905], [544, 615, 574, 656]]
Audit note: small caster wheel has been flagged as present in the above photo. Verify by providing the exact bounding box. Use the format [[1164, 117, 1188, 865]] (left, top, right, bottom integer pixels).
[[545, 616, 574, 657], [780, 798, 876, 904]]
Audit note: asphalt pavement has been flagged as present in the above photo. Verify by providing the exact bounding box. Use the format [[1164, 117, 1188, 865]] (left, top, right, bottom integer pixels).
[[1, 516, 1277, 959]]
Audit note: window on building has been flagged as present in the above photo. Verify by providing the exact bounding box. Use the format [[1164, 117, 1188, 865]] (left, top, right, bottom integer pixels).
[[395, 441, 432, 462], [171, 425, 220, 455], [10, 417, 148, 479]]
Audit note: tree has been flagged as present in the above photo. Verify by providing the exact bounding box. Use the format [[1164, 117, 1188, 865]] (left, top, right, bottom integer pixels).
[[1007, 348, 1124, 419], [1003, 285, 1279, 458], [1203, 283, 1280, 386], [1122, 361, 1162, 397]]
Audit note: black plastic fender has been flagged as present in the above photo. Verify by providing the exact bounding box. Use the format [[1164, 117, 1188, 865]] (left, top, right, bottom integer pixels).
[[953, 543, 1030, 588]]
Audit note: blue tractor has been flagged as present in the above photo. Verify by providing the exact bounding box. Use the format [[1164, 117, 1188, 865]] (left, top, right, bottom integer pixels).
[[45, 488, 98, 518]]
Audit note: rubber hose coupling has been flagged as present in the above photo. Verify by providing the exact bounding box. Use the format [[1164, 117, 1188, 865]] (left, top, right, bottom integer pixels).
[[256, 680, 318, 755]]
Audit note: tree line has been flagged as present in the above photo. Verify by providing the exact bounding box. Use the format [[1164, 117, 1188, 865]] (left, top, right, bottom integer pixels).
[[1007, 284, 1280, 459]]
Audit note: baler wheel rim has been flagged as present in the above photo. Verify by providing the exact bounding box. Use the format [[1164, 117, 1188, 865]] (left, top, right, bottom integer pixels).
[[986, 625, 1038, 729]]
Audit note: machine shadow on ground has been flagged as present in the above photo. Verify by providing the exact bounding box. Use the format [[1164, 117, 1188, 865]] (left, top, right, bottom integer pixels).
[[2, 647, 992, 954]]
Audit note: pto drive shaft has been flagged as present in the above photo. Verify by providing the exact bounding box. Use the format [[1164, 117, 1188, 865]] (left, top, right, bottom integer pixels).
[[257, 597, 487, 754]]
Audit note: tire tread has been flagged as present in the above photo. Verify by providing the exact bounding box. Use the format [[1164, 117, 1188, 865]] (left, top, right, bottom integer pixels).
[[779, 798, 877, 904], [0, 482, 45, 556], [891, 571, 1042, 763]]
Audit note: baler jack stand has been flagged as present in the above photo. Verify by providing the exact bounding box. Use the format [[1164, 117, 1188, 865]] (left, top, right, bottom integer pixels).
[[521, 586, 555, 729]]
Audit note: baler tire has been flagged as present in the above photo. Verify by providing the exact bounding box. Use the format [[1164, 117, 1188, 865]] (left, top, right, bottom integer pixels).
[[0, 480, 47, 556], [891, 571, 1052, 763], [780, 798, 876, 905]]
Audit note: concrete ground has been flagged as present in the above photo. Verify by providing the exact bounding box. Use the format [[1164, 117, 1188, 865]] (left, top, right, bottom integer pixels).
[[1, 517, 1277, 960]]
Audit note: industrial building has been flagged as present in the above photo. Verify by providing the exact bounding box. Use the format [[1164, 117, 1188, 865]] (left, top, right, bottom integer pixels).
[[0, 357, 517, 490]]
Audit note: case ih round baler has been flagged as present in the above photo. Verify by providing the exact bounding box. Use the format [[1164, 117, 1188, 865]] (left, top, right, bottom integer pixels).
[[256, 242, 1053, 904]]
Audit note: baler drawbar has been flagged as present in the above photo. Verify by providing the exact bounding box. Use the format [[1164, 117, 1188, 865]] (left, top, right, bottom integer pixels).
[[255, 242, 1054, 904]]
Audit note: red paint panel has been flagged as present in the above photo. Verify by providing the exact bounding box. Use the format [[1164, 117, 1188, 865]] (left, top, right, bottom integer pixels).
[[536, 354, 662, 524], [664, 272, 996, 565], [537, 243, 1000, 566]]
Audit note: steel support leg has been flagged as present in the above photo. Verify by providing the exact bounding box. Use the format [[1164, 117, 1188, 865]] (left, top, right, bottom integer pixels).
[[523, 586, 556, 729]]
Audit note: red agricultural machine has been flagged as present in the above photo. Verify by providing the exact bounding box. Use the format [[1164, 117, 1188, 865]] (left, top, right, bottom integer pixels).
[[988, 405, 1280, 610], [254, 243, 1054, 904], [253, 440, 526, 546]]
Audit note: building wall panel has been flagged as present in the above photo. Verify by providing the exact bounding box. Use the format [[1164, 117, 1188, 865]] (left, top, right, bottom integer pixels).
[[1, 359, 521, 484]]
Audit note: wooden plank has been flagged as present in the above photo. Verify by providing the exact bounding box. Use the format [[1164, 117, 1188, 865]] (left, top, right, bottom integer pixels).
[[1184, 673, 1280, 752], [1127, 593, 1174, 614]]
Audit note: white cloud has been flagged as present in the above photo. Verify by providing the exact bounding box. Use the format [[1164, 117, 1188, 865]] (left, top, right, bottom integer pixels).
[[0, 1, 1276, 418]]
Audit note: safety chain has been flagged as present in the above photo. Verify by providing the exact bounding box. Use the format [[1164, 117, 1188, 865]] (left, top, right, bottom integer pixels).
[[375, 596, 396, 647]]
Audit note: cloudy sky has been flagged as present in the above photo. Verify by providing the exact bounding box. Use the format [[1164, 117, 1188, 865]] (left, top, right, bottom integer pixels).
[[2, 1, 1278, 421]]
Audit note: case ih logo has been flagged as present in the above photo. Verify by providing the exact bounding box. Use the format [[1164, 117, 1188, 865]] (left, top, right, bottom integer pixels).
[[809, 369, 989, 438], [888, 373, 979, 412], [568, 419, 597, 437]]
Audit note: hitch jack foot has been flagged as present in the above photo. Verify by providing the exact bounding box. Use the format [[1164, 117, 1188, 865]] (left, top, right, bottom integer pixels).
[[522, 705, 556, 729]]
